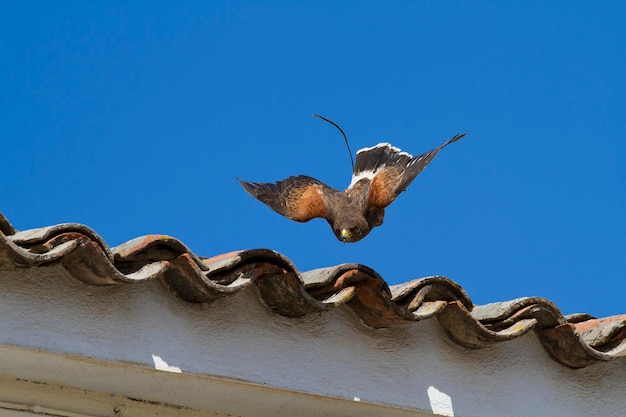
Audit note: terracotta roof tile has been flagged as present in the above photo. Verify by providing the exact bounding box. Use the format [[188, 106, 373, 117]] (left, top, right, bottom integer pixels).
[[1, 211, 624, 368]]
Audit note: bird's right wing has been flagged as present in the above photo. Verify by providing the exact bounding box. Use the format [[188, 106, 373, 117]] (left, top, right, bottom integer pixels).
[[366, 134, 466, 208], [238, 175, 333, 222]]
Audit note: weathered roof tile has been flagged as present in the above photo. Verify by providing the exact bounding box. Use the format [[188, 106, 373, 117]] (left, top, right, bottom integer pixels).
[[1, 211, 624, 369]]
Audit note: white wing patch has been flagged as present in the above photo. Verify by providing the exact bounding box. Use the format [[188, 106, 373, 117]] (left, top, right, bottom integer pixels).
[[348, 170, 376, 188], [348, 143, 413, 188], [356, 142, 400, 154]]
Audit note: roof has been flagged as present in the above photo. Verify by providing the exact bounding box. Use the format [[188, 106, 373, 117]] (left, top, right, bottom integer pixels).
[[1, 211, 625, 369]]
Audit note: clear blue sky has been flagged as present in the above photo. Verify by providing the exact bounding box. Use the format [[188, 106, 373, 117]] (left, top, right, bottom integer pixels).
[[1, 2, 624, 317]]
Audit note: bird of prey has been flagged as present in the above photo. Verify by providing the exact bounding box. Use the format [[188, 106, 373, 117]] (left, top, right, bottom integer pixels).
[[238, 129, 466, 243]]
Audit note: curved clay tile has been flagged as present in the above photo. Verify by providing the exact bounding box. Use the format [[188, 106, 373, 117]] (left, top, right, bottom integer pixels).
[[1, 211, 624, 368]]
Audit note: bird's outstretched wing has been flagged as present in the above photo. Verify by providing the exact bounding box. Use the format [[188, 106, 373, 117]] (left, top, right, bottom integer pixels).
[[351, 133, 466, 209], [238, 175, 334, 222]]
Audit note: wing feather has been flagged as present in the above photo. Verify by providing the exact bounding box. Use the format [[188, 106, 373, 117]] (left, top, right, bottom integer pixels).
[[367, 133, 466, 208], [238, 175, 332, 222]]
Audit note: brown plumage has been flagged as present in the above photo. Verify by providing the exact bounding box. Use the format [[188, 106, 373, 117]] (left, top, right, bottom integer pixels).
[[238, 133, 466, 242]]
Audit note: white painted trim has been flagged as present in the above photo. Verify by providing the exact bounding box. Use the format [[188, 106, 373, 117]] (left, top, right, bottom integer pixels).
[[1, 265, 626, 417], [0, 347, 431, 417]]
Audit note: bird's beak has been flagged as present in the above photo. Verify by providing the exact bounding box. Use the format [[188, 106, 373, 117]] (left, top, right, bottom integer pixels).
[[340, 229, 351, 242]]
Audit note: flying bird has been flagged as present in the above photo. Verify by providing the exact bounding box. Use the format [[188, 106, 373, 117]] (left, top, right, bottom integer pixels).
[[238, 117, 466, 243]]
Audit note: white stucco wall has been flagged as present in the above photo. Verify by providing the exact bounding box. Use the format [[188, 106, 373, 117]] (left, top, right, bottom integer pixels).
[[1, 264, 625, 417]]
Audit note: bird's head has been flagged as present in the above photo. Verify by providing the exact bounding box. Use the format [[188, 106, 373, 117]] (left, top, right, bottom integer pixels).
[[333, 219, 370, 243]]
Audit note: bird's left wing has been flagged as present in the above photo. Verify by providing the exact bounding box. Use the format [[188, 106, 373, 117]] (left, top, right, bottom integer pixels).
[[238, 175, 334, 222], [367, 133, 466, 208]]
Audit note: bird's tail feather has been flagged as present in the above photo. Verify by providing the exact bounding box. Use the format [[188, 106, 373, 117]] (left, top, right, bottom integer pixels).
[[349, 143, 412, 187], [349, 134, 466, 190]]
